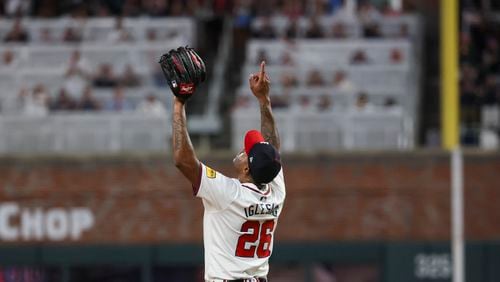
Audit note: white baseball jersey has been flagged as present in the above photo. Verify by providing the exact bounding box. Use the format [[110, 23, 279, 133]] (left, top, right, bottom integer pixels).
[[194, 163, 286, 281]]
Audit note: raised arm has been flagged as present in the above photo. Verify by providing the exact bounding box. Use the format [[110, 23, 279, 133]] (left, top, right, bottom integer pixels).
[[249, 61, 280, 151], [172, 97, 201, 186]]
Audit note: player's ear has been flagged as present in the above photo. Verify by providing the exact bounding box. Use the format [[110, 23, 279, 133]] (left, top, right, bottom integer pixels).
[[243, 165, 250, 174]]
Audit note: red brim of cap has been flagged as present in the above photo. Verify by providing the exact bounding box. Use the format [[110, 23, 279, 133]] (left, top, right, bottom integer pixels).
[[244, 130, 265, 155]]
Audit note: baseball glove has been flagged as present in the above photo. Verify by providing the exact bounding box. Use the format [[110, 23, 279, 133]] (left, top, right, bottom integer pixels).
[[158, 46, 206, 102]]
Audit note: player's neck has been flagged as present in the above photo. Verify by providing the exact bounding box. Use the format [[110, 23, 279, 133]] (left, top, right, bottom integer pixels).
[[238, 175, 253, 184], [238, 176, 266, 190]]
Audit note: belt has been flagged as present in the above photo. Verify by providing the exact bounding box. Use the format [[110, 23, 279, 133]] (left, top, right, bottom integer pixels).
[[209, 278, 267, 282], [228, 279, 267, 282]]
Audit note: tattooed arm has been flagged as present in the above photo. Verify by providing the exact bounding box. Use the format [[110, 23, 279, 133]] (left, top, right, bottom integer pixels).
[[249, 61, 280, 151], [172, 98, 201, 185], [259, 97, 280, 151]]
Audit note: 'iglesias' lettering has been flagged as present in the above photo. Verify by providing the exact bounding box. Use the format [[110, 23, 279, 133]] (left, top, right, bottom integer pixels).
[[244, 203, 279, 217]]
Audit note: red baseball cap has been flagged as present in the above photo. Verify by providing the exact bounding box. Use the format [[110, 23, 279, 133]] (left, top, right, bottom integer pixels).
[[244, 130, 265, 155], [244, 130, 281, 184]]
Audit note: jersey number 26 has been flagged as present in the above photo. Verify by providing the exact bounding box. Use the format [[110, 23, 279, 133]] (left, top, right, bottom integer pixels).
[[235, 220, 275, 258]]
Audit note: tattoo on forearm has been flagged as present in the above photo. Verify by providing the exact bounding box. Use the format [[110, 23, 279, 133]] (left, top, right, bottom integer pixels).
[[171, 102, 200, 184], [172, 111, 184, 152], [172, 106, 193, 157], [260, 103, 280, 149]]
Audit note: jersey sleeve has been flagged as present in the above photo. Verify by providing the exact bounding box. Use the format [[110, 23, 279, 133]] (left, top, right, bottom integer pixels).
[[194, 163, 239, 211]]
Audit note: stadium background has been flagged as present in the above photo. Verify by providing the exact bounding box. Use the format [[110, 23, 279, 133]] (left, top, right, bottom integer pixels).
[[0, 0, 499, 281]]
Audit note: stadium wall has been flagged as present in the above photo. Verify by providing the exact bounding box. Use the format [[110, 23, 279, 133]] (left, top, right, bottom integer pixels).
[[0, 151, 499, 244], [1, 152, 500, 281]]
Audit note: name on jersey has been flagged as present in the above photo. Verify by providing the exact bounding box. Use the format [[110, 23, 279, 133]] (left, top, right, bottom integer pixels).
[[244, 203, 279, 218]]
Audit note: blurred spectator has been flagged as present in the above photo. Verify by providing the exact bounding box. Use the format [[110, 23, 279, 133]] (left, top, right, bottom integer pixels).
[[461, 85, 481, 138], [460, 78, 481, 125], [363, 22, 381, 38], [333, 1, 357, 22], [461, 63, 479, 83], [69, 3, 89, 18], [282, 0, 303, 19], [355, 92, 368, 109], [234, 95, 251, 109], [107, 17, 134, 42], [143, 0, 169, 16], [317, 95, 333, 112], [120, 64, 141, 87], [51, 89, 77, 111], [306, 69, 325, 86], [122, 0, 142, 16], [19, 85, 49, 116], [382, 2, 401, 17], [253, 0, 274, 19], [95, 2, 111, 17], [105, 86, 133, 111], [93, 63, 119, 88], [166, 30, 182, 41], [169, 0, 186, 16], [350, 49, 370, 64], [98, 0, 125, 15], [4, 0, 31, 16], [136, 94, 167, 116], [485, 36, 499, 57], [4, 18, 29, 43], [459, 31, 476, 64], [389, 48, 404, 64], [384, 97, 398, 108], [270, 93, 290, 109], [67, 50, 91, 74], [146, 28, 158, 41], [292, 95, 315, 112], [1, 49, 16, 68], [479, 50, 500, 78], [313, 0, 330, 16], [355, 92, 374, 112], [397, 23, 410, 39], [328, 0, 344, 14], [39, 27, 55, 43], [285, 20, 299, 40], [253, 17, 276, 39], [153, 64, 167, 87], [305, 18, 324, 39], [383, 97, 402, 113], [358, 2, 382, 38], [331, 22, 348, 38], [64, 50, 91, 98], [280, 52, 295, 66], [332, 70, 355, 92], [212, 0, 231, 15], [481, 74, 499, 106], [78, 87, 100, 111], [62, 27, 82, 43], [233, 0, 252, 29], [186, 0, 201, 16], [459, 14, 500, 146], [280, 72, 299, 88]]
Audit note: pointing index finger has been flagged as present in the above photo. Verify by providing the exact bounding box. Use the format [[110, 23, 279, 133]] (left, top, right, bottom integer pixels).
[[259, 61, 266, 80]]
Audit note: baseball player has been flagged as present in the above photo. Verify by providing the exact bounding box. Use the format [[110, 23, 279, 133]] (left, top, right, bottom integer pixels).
[[163, 49, 284, 282]]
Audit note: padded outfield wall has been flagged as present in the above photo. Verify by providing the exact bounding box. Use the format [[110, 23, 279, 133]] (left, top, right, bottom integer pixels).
[[0, 152, 499, 281]]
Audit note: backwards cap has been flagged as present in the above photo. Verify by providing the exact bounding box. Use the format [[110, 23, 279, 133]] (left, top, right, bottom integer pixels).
[[244, 130, 281, 184]]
